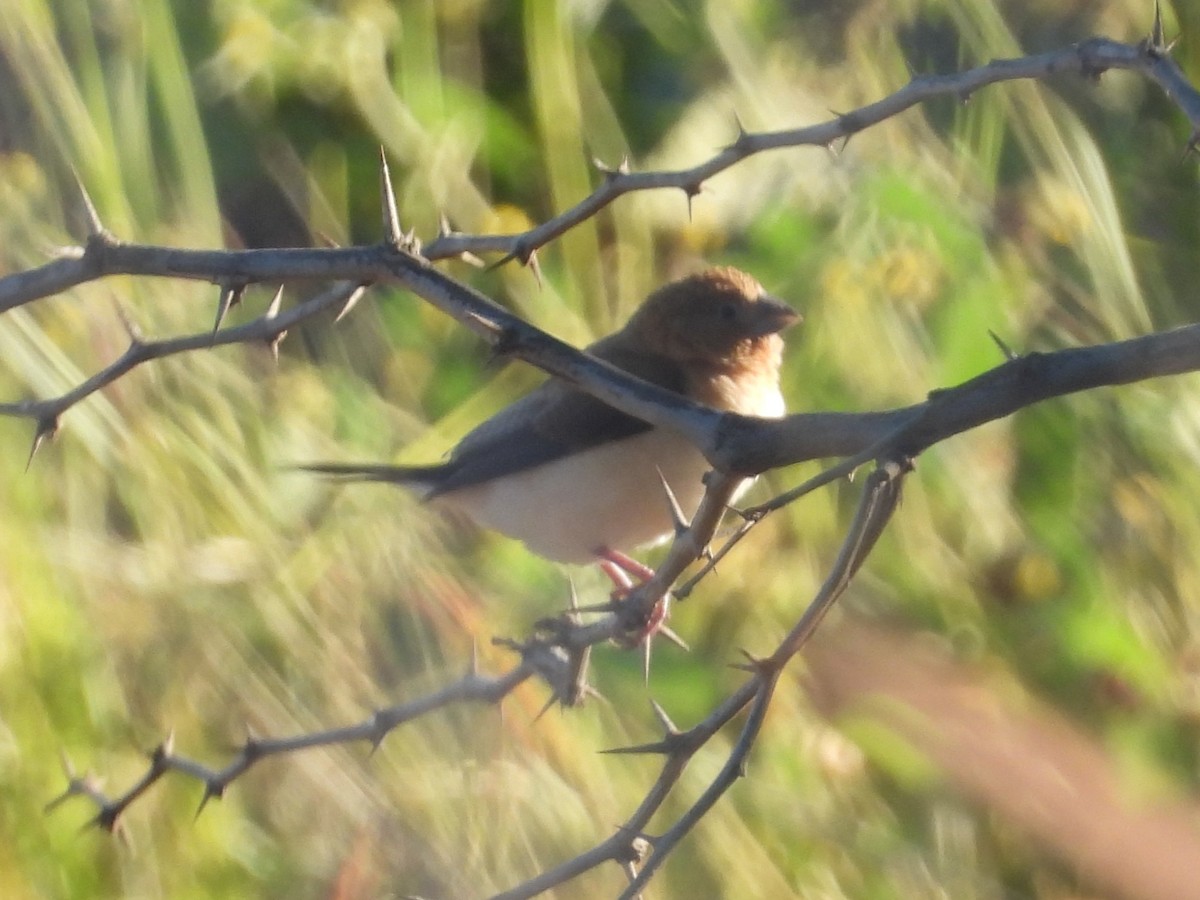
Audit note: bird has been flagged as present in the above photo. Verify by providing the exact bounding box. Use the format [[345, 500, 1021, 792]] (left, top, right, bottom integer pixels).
[[302, 266, 798, 590]]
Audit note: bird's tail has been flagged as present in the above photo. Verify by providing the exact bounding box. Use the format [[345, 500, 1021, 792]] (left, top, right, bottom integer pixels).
[[294, 461, 446, 495]]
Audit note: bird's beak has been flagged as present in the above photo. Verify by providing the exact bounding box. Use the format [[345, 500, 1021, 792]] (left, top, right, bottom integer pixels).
[[750, 295, 802, 337]]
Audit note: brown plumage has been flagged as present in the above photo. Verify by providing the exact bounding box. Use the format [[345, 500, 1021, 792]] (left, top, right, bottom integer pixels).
[[304, 267, 798, 567]]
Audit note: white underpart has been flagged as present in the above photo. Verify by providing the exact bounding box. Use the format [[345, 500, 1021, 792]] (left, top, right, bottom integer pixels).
[[439, 364, 786, 565], [441, 428, 732, 564]]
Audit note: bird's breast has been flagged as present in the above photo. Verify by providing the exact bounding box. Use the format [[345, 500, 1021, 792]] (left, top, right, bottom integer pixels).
[[436, 428, 732, 564]]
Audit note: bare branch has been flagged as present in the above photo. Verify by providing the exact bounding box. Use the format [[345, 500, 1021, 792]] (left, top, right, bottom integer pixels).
[[410, 37, 1200, 263], [1, 34, 1197, 478], [619, 459, 907, 897], [55, 649, 538, 832], [1, 281, 363, 431]]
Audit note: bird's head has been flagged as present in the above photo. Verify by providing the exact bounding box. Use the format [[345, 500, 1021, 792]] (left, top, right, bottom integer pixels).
[[624, 267, 800, 369]]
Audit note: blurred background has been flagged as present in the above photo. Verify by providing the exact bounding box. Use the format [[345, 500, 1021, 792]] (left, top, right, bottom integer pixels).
[[2, 1, 1200, 897]]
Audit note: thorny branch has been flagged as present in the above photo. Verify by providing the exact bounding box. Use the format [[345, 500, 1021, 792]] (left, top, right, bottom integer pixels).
[[7, 16, 1200, 899], [49, 653, 539, 833], [2, 33, 1197, 458]]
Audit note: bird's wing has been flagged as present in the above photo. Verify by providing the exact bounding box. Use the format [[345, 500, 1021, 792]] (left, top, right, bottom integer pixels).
[[425, 344, 686, 497]]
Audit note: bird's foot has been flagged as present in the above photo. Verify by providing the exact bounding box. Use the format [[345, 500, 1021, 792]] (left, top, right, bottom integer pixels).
[[597, 548, 672, 647]]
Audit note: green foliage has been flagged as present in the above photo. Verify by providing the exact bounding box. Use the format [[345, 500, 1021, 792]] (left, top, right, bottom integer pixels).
[[2, 0, 1199, 897]]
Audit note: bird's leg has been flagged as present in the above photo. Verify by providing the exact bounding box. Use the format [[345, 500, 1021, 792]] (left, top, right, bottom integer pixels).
[[596, 547, 670, 642], [598, 548, 656, 587]]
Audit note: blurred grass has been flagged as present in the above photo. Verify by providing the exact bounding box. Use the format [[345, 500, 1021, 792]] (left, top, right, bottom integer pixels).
[[2, 0, 1200, 897]]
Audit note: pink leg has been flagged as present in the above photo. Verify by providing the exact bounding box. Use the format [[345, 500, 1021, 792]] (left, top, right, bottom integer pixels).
[[599, 557, 635, 592], [596, 547, 668, 643], [596, 547, 656, 585]]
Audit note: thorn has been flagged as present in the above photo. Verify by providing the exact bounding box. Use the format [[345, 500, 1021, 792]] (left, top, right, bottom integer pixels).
[[267, 331, 287, 363], [487, 251, 517, 272], [378, 146, 403, 247], [459, 311, 506, 353], [27, 416, 59, 471], [212, 285, 239, 339], [727, 114, 754, 153], [649, 698, 679, 735], [45, 753, 97, 814], [59, 749, 77, 780], [402, 226, 422, 255], [1151, 0, 1166, 50], [194, 782, 223, 820], [593, 154, 631, 180], [492, 634, 524, 653], [657, 625, 690, 652], [468, 639, 480, 677], [334, 284, 368, 323], [580, 683, 608, 705], [642, 638, 652, 685], [114, 302, 143, 345], [262, 286, 287, 360], [44, 786, 74, 814], [655, 468, 690, 537], [265, 285, 285, 319], [366, 711, 388, 756], [1183, 131, 1200, 161], [729, 647, 775, 676], [437, 211, 453, 238], [728, 503, 752, 523], [553, 598, 621, 617], [86, 806, 121, 835], [988, 329, 1018, 360], [70, 166, 105, 237], [47, 245, 85, 262], [534, 691, 559, 722], [827, 109, 858, 155], [599, 738, 675, 756], [621, 860, 640, 889], [153, 729, 175, 763], [526, 249, 543, 287], [682, 183, 702, 220], [490, 236, 537, 272]]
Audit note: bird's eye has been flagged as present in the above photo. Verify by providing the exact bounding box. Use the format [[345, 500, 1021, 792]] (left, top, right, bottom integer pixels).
[[719, 302, 737, 321]]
